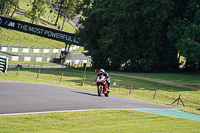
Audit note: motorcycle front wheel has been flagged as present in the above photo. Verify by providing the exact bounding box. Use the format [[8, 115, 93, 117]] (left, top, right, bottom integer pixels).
[[97, 86, 102, 96]]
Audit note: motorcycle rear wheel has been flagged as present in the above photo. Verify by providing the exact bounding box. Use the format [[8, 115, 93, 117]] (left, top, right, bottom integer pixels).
[[104, 93, 108, 97]]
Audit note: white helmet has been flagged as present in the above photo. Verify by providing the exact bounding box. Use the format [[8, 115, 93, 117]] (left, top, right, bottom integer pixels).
[[99, 69, 105, 74]]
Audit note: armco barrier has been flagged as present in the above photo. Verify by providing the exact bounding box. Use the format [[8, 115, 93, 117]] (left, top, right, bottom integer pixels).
[[0, 45, 80, 53], [1, 55, 91, 66], [0, 56, 8, 73], [5, 55, 53, 62]]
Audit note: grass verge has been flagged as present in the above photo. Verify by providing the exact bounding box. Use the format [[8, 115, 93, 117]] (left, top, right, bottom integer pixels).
[[0, 110, 200, 133], [8, 61, 62, 66]]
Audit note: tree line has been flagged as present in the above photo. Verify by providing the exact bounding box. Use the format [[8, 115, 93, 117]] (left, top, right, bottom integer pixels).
[[1, 0, 200, 72], [76, 0, 200, 72]]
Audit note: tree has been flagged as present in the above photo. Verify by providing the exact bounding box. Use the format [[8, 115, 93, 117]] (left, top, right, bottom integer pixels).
[[76, 0, 110, 69], [54, 0, 64, 26], [5, 0, 13, 17], [60, 0, 77, 30], [28, 0, 47, 24], [76, 0, 179, 71], [0, 0, 19, 17], [168, 0, 200, 71], [126, 0, 178, 72], [0, 0, 8, 16], [53, 0, 77, 28], [10, 0, 20, 18]]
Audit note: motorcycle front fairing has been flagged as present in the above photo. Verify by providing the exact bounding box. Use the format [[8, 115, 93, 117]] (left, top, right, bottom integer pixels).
[[96, 75, 107, 93]]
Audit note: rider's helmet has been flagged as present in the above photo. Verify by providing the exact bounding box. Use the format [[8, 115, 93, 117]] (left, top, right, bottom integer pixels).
[[99, 69, 105, 74]]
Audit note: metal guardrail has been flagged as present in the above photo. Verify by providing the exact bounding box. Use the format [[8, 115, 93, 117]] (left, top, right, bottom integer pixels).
[[0, 43, 80, 53]]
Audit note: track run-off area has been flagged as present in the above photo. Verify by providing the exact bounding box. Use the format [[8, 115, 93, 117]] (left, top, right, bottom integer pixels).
[[0, 81, 200, 121]]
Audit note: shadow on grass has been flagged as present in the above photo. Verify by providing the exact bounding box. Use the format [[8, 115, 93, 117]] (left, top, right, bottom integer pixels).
[[18, 13, 55, 27], [23, 13, 32, 20], [38, 18, 55, 27]]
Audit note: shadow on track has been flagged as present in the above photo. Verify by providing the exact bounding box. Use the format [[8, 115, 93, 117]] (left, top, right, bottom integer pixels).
[[71, 91, 98, 97]]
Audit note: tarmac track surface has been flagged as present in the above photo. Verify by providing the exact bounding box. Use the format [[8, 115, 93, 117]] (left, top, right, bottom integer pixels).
[[0, 81, 175, 115]]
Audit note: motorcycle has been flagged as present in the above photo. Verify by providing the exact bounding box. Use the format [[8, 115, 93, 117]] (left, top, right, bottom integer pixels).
[[96, 74, 109, 97]]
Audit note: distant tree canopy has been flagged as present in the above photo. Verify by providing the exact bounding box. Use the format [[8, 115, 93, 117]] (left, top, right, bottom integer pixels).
[[168, 0, 200, 71], [53, 0, 77, 26], [76, 0, 200, 72], [28, 0, 47, 24], [0, 0, 77, 26]]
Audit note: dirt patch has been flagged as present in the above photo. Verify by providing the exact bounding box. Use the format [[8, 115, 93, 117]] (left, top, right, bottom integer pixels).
[[110, 73, 200, 90]]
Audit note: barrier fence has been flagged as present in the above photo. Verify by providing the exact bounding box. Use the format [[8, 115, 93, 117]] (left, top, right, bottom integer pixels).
[[0, 56, 8, 73], [1, 55, 90, 65], [0, 43, 80, 53], [110, 81, 200, 109]]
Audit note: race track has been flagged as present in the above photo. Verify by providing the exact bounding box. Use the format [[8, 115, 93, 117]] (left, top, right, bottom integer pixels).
[[0, 81, 175, 115]]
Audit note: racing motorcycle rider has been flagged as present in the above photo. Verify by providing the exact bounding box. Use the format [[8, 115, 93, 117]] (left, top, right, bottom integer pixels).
[[96, 69, 111, 93]]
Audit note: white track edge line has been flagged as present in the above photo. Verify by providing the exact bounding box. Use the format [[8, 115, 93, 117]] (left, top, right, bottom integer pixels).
[[0, 108, 177, 116]]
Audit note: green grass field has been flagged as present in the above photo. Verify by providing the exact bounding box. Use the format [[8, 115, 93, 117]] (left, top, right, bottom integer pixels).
[[110, 71, 200, 83], [0, 110, 200, 133]]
